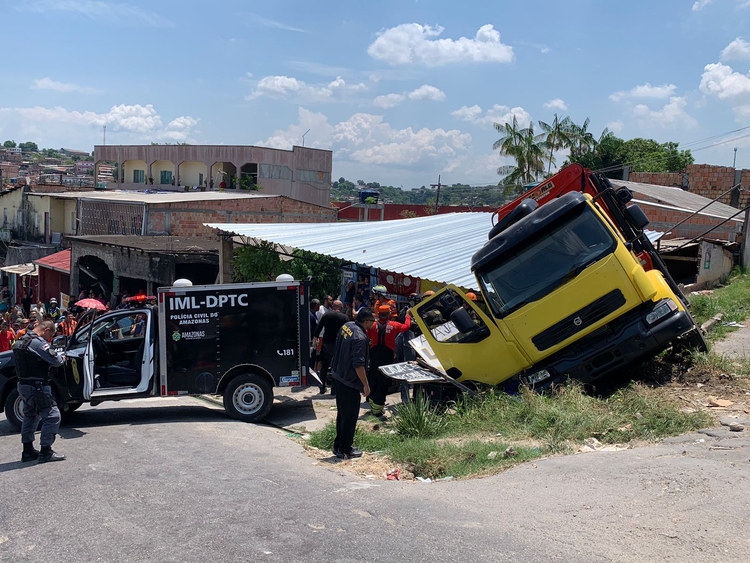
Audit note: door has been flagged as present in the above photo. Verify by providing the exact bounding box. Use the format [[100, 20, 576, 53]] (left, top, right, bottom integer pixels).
[[63, 321, 94, 400], [82, 309, 155, 396]]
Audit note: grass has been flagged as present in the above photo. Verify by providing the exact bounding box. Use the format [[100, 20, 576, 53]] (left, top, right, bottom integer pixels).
[[307, 382, 711, 479], [689, 268, 750, 341]]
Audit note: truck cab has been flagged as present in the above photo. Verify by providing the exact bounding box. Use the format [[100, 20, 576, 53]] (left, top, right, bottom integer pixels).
[[411, 169, 705, 390]]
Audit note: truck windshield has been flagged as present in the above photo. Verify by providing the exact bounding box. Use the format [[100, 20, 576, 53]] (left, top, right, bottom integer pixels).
[[477, 207, 617, 317]]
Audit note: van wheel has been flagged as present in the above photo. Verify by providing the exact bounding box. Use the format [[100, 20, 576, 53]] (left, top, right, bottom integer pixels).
[[223, 374, 273, 423], [4, 389, 23, 431]]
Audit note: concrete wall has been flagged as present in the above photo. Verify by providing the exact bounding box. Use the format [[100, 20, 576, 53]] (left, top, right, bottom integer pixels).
[[145, 196, 337, 238], [94, 144, 332, 207], [0, 188, 25, 234], [178, 161, 207, 187], [696, 241, 734, 289]]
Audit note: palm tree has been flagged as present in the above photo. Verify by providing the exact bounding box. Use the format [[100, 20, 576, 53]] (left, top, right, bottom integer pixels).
[[538, 114, 573, 175], [568, 117, 597, 159], [493, 116, 545, 187]]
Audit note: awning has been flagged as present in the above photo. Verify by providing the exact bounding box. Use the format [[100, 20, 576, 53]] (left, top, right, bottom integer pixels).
[[206, 212, 496, 289], [0, 263, 38, 276], [34, 248, 72, 275]]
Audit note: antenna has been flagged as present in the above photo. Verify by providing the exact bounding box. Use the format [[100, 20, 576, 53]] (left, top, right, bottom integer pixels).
[[302, 128, 311, 147], [103, 125, 106, 146], [430, 174, 442, 214], [734, 147, 738, 168]]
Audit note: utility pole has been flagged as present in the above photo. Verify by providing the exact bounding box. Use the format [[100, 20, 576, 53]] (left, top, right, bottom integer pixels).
[[734, 147, 738, 169], [302, 128, 310, 147], [431, 174, 442, 214], [103, 125, 106, 146]]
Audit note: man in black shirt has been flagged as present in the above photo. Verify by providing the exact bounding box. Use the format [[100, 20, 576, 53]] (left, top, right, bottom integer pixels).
[[330, 308, 374, 459], [313, 300, 348, 395]]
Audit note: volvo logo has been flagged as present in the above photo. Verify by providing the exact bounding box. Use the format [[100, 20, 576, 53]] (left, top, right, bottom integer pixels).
[[573, 317, 583, 327]]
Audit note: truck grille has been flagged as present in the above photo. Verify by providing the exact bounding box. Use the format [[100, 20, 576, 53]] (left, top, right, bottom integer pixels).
[[532, 290, 626, 351]]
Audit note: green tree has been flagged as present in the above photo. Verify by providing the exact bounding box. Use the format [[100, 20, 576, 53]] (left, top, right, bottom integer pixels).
[[3, 140, 16, 148], [232, 243, 342, 298], [238, 174, 259, 191], [538, 114, 573, 175], [18, 141, 38, 152]]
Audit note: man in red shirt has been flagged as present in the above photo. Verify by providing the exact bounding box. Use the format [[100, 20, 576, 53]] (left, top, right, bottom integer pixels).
[[366, 305, 411, 417], [0, 320, 16, 352]]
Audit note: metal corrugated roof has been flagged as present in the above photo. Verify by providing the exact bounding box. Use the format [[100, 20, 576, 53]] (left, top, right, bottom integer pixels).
[[0, 263, 38, 276], [207, 213, 496, 289], [618, 179, 743, 221]]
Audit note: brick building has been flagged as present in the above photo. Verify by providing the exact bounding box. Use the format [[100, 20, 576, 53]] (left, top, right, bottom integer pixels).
[[628, 164, 750, 208], [332, 201, 494, 221]]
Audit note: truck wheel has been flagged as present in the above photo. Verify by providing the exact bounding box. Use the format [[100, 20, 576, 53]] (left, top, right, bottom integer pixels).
[[223, 374, 273, 423], [4, 389, 23, 431]]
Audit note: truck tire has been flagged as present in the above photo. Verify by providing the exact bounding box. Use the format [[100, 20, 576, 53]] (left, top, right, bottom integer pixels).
[[4, 388, 23, 431], [223, 374, 273, 423]]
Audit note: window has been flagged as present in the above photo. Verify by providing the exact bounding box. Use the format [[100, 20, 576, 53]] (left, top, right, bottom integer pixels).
[[296, 169, 331, 184], [160, 170, 172, 185], [133, 169, 145, 183], [17, 210, 23, 227], [198, 173, 204, 186]]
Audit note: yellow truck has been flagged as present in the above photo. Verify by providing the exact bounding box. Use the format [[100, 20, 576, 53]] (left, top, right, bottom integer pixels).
[[410, 165, 706, 390]]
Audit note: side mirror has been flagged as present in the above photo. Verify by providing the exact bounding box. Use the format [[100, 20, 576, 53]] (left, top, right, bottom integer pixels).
[[450, 307, 476, 333], [625, 204, 650, 230], [52, 335, 68, 350]]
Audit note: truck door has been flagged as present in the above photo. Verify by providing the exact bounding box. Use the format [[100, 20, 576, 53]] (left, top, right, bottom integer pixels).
[[83, 309, 155, 395], [412, 286, 530, 385]]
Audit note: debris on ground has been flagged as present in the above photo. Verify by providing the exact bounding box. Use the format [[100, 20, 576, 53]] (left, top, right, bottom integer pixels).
[[729, 422, 745, 432], [708, 397, 734, 408]]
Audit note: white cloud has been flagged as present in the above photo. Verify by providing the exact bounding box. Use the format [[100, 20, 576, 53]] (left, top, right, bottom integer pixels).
[[721, 38, 750, 61], [692, 0, 714, 10], [632, 97, 698, 128], [257, 107, 333, 150], [0, 103, 199, 143], [247, 75, 366, 101], [407, 84, 446, 101], [257, 107, 472, 170], [16, 0, 173, 28], [609, 83, 678, 102], [373, 93, 406, 108], [31, 77, 102, 95], [606, 120, 624, 134], [367, 23, 514, 66], [699, 62, 750, 99], [451, 104, 532, 128], [372, 85, 446, 108], [244, 12, 306, 33], [543, 98, 568, 111]]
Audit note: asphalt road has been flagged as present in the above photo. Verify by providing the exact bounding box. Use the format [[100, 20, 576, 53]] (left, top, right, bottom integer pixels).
[[1, 397, 749, 563]]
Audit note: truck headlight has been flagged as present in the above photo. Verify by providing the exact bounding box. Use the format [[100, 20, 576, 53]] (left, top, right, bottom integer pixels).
[[645, 299, 678, 326], [523, 369, 551, 385]]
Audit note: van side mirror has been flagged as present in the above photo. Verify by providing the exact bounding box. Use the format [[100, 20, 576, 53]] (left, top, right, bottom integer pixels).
[[450, 307, 476, 333], [52, 335, 68, 350]]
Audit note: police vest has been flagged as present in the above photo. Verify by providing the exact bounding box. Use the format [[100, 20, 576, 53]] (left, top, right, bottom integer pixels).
[[12, 335, 52, 382]]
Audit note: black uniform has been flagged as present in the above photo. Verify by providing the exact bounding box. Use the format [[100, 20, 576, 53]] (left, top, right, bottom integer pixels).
[[313, 310, 349, 392], [330, 320, 369, 457], [13, 332, 65, 460]]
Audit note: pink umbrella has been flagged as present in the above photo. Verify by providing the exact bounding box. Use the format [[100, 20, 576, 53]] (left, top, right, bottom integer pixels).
[[74, 298, 108, 311]]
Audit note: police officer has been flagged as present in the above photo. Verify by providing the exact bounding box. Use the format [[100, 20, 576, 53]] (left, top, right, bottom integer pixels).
[[13, 320, 66, 463]]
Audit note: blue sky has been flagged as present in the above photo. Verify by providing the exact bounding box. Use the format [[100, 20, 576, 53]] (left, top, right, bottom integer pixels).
[[1, 0, 750, 187]]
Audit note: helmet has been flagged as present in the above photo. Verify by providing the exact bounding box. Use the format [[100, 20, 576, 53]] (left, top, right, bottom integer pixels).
[[378, 305, 391, 315], [466, 292, 477, 301], [408, 293, 419, 299], [50, 298, 58, 304], [423, 290, 435, 296], [372, 285, 387, 295]]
